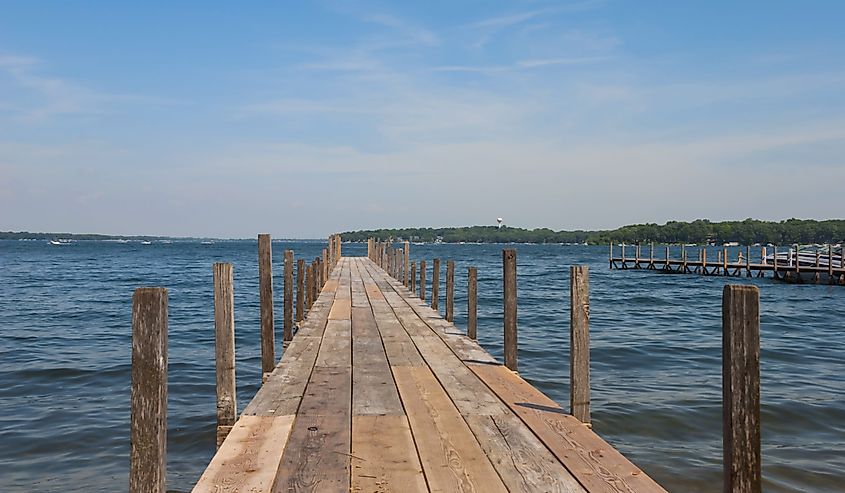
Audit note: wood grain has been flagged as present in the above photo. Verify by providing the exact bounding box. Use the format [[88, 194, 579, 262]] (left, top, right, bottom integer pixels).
[[192, 415, 294, 493], [213, 263, 236, 447], [570, 265, 590, 423], [351, 416, 427, 493], [130, 287, 168, 493], [258, 234, 275, 376]]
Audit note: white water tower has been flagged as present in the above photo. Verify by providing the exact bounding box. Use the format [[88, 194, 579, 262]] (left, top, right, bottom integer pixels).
[[497, 217, 503, 229]]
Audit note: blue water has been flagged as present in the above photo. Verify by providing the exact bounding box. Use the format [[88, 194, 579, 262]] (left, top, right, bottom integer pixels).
[[0, 240, 842, 492]]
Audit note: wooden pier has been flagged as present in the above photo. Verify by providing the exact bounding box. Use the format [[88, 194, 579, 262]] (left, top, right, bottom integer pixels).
[[190, 255, 665, 492], [129, 236, 767, 493], [610, 242, 845, 284]]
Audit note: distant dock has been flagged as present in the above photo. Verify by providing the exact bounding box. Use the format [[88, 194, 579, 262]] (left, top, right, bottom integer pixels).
[[610, 242, 845, 285]]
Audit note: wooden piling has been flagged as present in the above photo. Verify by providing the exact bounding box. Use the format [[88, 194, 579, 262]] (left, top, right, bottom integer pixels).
[[257, 234, 275, 379], [283, 250, 294, 342], [411, 261, 417, 295], [446, 260, 455, 322], [213, 264, 236, 448], [608, 242, 613, 269], [722, 284, 761, 493], [296, 258, 305, 323], [312, 259, 319, 301], [829, 244, 834, 283], [420, 260, 426, 302], [130, 287, 168, 493], [746, 246, 751, 277], [323, 248, 328, 284], [432, 258, 441, 312], [570, 266, 590, 424], [467, 266, 477, 340], [306, 262, 314, 309], [503, 249, 518, 371], [723, 248, 728, 276], [404, 241, 410, 288]]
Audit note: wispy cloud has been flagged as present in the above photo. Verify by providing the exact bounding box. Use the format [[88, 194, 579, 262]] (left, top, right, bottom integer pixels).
[[363, 13, 439, 47], [469, 1, 602, 29], [431, 56, 610, 74]]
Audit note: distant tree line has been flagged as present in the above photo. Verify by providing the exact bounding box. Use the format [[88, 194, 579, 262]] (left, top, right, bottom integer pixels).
[[341, 219, 845, 245]]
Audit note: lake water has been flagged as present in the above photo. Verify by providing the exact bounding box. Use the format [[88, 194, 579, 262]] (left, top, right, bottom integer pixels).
[[0, 240, 842, 492]]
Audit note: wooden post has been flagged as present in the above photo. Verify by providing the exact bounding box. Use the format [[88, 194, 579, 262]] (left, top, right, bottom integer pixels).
[[723, 247, 728, 276], [772, 247, 777, 277], [621, 243, 626, 268], [682, 245, 687, 272], [404, 240, 410, 288], [829, 244, 834, 283], [306, 263, 314, 309], [213, 264, 236, 448], [665, 245, 670, 270], [703, 246, 708, 274], [257, 234, 275, 380], [367, 238, 373, 260], [420, 260, 426, 302], [722, 285, 761, 493], [608, 242, 613, 269], [432, 258, 441, 312], [635, 241, 641, 268], [283, 250, 294, 342], [323, 248, 329, 283], [503, 249, 518, 371], [296, 258, 305, 323], [446, 260, 455, 322], [467, 267, 477, 340], [312, 259, 319, 300], [649, 241, 654, 267], [746, 245, 751, 277], [570, 266, 590, 423], [336, 235, 341, 259], [130, 287, 168, 493], [411, 261, 417, 295]]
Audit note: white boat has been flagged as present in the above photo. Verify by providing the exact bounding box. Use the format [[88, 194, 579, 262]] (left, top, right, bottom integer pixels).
[[49, 239, 73, 245]]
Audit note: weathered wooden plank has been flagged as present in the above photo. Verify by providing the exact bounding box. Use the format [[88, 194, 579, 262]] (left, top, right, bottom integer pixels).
[[351, 416, 427, 493], [193, 415, 294, 493], [464, 413, 586, 493], [273, 414, 350, 493], [242, 336, 322, 416], [470, 364, 667, 493], [314, 320, 351, 368], [392, 366, 508, 493]]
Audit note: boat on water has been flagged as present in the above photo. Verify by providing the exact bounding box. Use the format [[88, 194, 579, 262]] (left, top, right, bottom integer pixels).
[[49, 239, 73, 245]]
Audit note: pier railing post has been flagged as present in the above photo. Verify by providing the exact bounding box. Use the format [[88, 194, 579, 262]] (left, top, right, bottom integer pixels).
[[467, 266, 477, 340], [213, 264, 236, 448], [322, 248, 328, 285], [570, 266, 590, 423], [503, 249, 518, 371], [411, 261, 417, 295], [722, 285, 761, 493], [420, 260, 426, 302], [296, 258, 305, 323], [283, 250, 294, 342], [306, 262, 313, 309], [404, 240, 410, 288], [130, 287, 168, 493], [432, 258, 441, 312], [446, 260, 455, 322], [258, 234, 275, 381]]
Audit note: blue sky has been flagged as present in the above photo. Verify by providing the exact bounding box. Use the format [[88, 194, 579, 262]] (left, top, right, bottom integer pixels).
[[1, 1, 844, 237]]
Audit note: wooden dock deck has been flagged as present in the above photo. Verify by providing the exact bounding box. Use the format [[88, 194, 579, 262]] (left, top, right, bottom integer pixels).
[[191, 256, 666, 493]]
